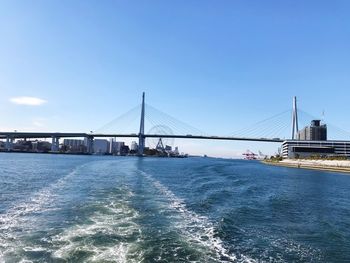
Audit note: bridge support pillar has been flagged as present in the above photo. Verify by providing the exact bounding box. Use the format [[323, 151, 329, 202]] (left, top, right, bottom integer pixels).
[[291, 96, 299, 140], [138, 92, 145, 156], [51, 137, 60, 152], [5, 136, 14, 151], [85, 136, 94, 154]]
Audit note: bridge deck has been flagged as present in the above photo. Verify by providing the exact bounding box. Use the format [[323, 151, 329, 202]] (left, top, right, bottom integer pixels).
[[0, 132, 283, 143]]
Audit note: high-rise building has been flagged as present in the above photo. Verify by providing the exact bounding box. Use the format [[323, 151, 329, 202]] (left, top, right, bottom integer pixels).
[[298, 120, 327, 141], [109, 138, 116, 154]]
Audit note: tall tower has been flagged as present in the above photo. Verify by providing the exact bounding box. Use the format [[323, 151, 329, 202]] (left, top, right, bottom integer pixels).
[[291, 96, 299, 140], [138, 92, 145, 155]]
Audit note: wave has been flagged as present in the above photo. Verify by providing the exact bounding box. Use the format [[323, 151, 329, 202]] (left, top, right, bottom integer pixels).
[[138, 170, 255, 263], [50, 188, 144, 263], [0, 166, 82, 261]]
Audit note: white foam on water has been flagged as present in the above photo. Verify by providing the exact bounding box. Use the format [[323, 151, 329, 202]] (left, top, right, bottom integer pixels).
[[22, 246, 47, 252], [51, 192, 144, 263], [0, 167, 80, 260], [266, 236, 322, 261], [138, 170, 256, 263], [89, 243, 133, 263]]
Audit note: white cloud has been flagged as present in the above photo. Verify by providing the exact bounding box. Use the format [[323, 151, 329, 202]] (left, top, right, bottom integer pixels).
[[10, 96, 47, 106]]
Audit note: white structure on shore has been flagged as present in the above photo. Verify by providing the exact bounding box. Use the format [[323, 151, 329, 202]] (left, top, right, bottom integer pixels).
[[282, 140, 350, 159]]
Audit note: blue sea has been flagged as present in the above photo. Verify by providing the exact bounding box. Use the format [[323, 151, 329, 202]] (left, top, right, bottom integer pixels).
[[0, 153, 349, 262]]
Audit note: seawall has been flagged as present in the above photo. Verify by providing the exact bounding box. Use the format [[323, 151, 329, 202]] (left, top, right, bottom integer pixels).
[[263, 159, 350, 174]]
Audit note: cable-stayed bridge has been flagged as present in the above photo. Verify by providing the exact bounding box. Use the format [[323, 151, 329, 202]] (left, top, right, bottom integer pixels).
[[1, 93, 349, 154]]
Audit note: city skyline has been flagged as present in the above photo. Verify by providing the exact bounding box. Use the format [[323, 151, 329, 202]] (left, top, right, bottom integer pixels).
[[1, 1, 350, 157]]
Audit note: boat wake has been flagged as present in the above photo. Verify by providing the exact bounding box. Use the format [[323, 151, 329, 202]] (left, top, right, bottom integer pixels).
[[51, 188, 144, 263], [0, 167, 81, 261], [138, 170, 255, 263]]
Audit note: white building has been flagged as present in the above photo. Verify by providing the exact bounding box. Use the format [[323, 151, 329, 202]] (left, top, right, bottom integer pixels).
[[130, 141, 138, 152], [109, 138, 116, 154], [282, 140, 350, 159]]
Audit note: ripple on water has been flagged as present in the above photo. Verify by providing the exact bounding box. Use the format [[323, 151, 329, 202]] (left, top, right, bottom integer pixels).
[[138, 170, 255, 263], [217, 209, 324, 262], [51, 191, 144, 263], [0, 167, 81, 261]]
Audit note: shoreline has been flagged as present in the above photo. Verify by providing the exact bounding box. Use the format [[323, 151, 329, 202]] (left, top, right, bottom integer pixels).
[[0, 151, 188, 158], [263, 159, 350, 174]]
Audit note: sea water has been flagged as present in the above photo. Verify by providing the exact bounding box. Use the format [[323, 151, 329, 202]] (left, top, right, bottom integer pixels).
[[0, 153, 349, 262]]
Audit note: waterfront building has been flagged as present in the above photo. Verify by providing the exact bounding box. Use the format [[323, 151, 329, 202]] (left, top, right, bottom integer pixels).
[[298, 120, 327, 141], [13, 140, 32, 151], [282, 140, 350, 158], [130, 141, 138, 153], [108, 140, 129, 155], [93, 139, 110, 154], [120, 145, 130, 155], [32, 141, 51, 152], [109, 138, 115, 154], [63, 139, 85, 153], [114, 141, 125, 155]]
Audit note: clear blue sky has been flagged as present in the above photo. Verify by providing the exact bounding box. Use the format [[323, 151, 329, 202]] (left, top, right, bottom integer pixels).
[[0, 1, 349, 157]]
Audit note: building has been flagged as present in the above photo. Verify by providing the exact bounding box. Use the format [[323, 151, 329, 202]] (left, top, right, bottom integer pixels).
[[93, 139, 110, 154], [298, 120, 327, 141], [120, 145, 130, 155], [13, 140, 32, 151], [109, 138, 118, 154], [109, 138, 115, 154], [282, 140, 350, 159], [0, 141, 5, 150], [130, 141, 138, 153], [32, 141, 51, 152], [108, 139, 128, 155], [63, 139, 85, 153], [115, 142, 125, 155], [109, 141, 125, 155]]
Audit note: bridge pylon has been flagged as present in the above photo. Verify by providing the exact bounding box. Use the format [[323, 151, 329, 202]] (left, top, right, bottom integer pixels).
[[138, 92, 146, 155], [291, 96, 299, 140]]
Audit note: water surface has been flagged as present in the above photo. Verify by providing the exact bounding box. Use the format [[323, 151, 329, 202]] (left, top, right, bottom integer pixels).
[[0, 153, 349, 262]]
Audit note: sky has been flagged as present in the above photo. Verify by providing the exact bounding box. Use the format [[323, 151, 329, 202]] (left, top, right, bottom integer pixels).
[[0, 0, 349, 157]]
